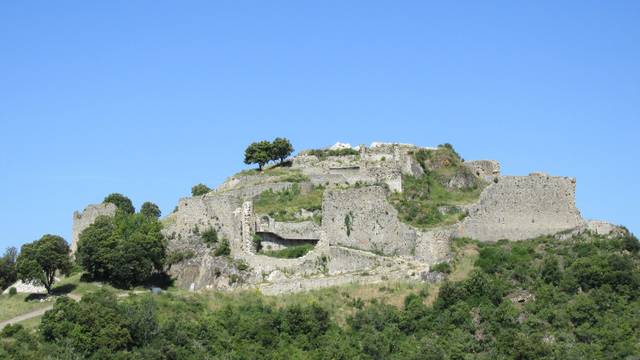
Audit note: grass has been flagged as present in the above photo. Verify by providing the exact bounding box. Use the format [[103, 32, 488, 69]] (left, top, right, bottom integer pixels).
[[389, 145, 486, 229], [0, 293, 52, 322], [233, 167, 309, 183], [260, 244, 314, 258], [254, 184, 324, 222], [306, 148, 360, 160]]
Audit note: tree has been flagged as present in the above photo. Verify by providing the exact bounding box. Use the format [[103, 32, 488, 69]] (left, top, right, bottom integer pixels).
[[77, 212, 167, 288], [271, 137, 294, 163], [16, 235, 71, 294], [104, 193, 135, 214], [191, 183, 211, 196], [244, 141, 272, 171], [0, 247, 18, 291], [140, 202, 161, 218]]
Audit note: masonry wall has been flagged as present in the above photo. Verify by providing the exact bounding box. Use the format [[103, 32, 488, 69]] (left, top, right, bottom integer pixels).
[[455, 175, 584, 241], [322, 186, 418, 257], [71, 203, 117, 253]]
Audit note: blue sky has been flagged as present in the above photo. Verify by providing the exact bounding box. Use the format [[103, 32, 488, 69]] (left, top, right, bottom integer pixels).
[[1, 1, 639, 250]]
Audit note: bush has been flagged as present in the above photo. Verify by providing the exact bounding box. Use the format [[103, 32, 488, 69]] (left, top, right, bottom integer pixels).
[[214, 238, 230, 256], [8, 287, 17, 296], [307, 148, 359, 160], [261, 244, 314, 258], [201, 228, 218, 245], [430, 262, 452, 274], [191, 183, 211, 196]]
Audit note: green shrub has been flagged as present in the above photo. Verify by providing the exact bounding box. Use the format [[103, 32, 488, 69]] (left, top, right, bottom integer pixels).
[[261, 244, 314, 258], [8, 287, 17, 296], [307, 148, 359, 160], [430, 262, 452, 274], [201, 228, 218, 245], [214, 238, 230, 256], [103, 193, 135, 214]]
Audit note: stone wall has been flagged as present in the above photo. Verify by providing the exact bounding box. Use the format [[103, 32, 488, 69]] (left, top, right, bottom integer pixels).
[[71, 203, 117, 253], [455, 175, 584, 241], [255, 216, 321, 240], [322, 186, 419, 257], [463, 160, 500, 182]]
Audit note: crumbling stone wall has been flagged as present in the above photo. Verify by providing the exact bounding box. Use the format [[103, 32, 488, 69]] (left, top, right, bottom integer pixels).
[[463, 160, 500, 182], [71, 203, 117, 253], [322, 186, 419, 257], [455, 175, 583, 241]]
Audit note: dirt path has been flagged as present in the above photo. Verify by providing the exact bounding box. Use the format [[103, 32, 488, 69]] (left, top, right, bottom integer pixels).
[[0, 294, 81, 330]]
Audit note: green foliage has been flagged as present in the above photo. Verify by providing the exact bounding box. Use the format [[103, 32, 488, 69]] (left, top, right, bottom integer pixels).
[[430, 262, 452, 274], [271, 137, 294, 163], [8, 287, 17, 296], [164, 250, 195, 271], [191, 183, 211, 196], [140, 201, 161, 218], [344, 212, 353, 236], [103, 193, 135, 214], [214, 238, 230, 256], [307, 147, 360, 160], [244, 140, 273, 170], [254, 184, 324, 222], [16, 234, 71, 294], [390, 145, 484, 228], [0, 247, 17, 291], [76, 212, 166, 288], [3, 232, 640, 359], [261, 243, 314, 258], [201, 227, 218, 245]]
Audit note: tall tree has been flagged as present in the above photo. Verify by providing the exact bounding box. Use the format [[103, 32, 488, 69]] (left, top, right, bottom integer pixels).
[[140, 202, 161, 218], [244, 141, 272, 171], [271, 137, 294, 163], [104, 193, 135, 214], [0, 247, 18, 291], [16, 235, 71, 294]]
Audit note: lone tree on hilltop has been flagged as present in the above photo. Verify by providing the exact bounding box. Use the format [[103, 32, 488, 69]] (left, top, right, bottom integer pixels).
[[104, 193, 135, 214], [140, 202, 161, 218], [244, 140, 273, 171], [271, 137, 294, 163], [16, 235, 71, 294], [191, 183, 211, 196]]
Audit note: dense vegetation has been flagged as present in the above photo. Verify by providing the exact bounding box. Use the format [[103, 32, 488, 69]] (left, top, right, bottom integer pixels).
[[15, 235, 71, 294], [254, 184, 324, 223], [244, 137, 294, 170], [2, 230, 638, 359], [390, 144, 485, 228], [191, 183, 211, 196], [103, 193, 135, 214], [261, 243, 315, 258], [0, 247, 17, 292], [76, 211, 167, 288], [306, 147, 360, 160]]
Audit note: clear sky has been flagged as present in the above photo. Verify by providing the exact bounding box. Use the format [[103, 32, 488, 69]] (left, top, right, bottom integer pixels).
[[1, 1, 639, 250]]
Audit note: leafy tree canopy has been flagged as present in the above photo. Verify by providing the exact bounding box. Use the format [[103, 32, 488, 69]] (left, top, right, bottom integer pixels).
[[140, 201, 161, 218], [16, 235, 71, 294], [271, 137, 294, 163], [191, 183, 211, 196], [244, 140, 273, 171], [76, 212, 167, 288], [103, 193, 135, 214], [0, 247, 18, 291]]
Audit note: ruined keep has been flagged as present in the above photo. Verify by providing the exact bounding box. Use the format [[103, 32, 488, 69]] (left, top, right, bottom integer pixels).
[[72, 142, 617, 295]]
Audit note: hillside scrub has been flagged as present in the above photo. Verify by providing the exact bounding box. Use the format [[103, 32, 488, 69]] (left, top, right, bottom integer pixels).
[[2, 231, 638, 359], [390, 144, 486, 228], [261, 244, 314, 259], [254, 184, 324, 223], [306, 147, 359, 160]]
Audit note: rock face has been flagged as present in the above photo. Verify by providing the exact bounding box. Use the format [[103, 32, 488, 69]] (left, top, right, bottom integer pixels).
[[71, 203, 118, 253], [73, 141, 615, 295]]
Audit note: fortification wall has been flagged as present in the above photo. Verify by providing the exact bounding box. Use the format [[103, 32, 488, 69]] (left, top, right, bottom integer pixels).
[[322, 186, 418, 257], [71, 203, 117, 253], [463, 160, 500, 182], [255, 216, 321, 240], [455, 175, 584, 241]]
